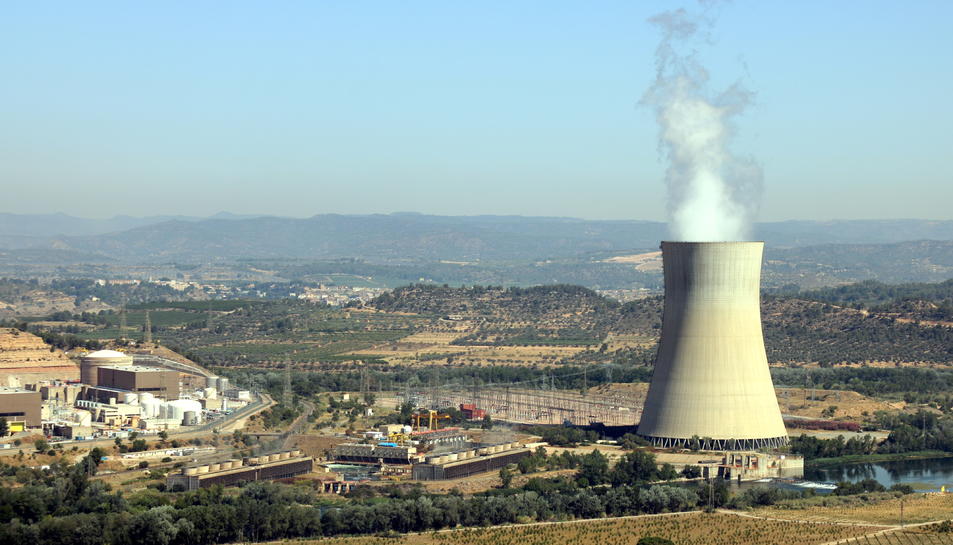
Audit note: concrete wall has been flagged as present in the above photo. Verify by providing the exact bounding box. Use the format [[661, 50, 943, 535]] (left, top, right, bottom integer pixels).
[[638, 242, 787, 448]]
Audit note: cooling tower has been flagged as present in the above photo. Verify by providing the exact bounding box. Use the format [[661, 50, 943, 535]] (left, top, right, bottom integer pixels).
[[637, 241, 788, 450]]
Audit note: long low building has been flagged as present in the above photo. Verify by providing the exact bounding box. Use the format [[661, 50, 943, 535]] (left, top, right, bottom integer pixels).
[[412, 442, 530, 481], [167, 450, 313, 491]]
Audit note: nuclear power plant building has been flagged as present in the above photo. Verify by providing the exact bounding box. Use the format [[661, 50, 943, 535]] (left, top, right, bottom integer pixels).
[[637, 241, 788, 450]]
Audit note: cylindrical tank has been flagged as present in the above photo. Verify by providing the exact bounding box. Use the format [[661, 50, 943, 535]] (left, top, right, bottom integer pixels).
[[203, 387, 217, 399], [280, 452, 290, 460], [248, 457, 260, 465], [511, 442, 520, 449], [637, 242, 788, 449], [165, 399, 203, 425], [123, 392, 139, 405], [216, 377, 229, 392], [184, 467, 198, 476], [446, 453, 458, 462], [402, 425, 413, 434], [209, 463, 221, 472], [80, 349, 133, 386], [183, 411, 198, 426], [232, 459, 243, 468], [290, 450, 301, 457], [219, 461, 232, 470], [196, 465, 209, 474], [478, 448, 489, 455], [140, 397, 161, 418]]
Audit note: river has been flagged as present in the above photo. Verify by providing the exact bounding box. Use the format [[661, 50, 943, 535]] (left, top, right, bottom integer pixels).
[[804, 456, 953, 492]]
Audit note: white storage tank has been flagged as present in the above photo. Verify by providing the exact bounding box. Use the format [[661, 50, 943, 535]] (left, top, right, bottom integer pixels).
[[165, 399, 203, 425], [447, 453, 458, 462], [216, 377, 229, 392], [196, 465, 209, 474], [203, 387, 217, 400], [140, 397, 162, 418], [209, 463, 221, 472], [123, 392, 139, 405], [219, 461, 233, 470], [232, 459, 243, 468]]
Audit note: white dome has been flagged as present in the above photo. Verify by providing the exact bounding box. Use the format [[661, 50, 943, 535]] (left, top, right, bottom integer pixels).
[[85, 349, 128, 359]]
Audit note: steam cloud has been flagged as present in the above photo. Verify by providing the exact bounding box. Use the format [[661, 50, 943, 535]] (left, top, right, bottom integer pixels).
[[643, 6, 762, 242]]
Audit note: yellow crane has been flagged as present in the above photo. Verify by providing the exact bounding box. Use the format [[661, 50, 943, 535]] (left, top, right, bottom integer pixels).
[[411, 410, 451, 431]]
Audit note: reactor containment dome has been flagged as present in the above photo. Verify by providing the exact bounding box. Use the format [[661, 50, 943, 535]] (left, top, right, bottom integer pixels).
[[637, 241, 788, 450]]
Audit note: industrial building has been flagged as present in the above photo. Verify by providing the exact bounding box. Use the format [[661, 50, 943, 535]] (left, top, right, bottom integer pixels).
[[637, 242, 788, 450], [333, 443, 422, 464], [166, 450, 313, 491], [0, 387, 42, 432], [96, 365, 180, 399], [412, 442, 530, 480], [80, 350, 133, 386]]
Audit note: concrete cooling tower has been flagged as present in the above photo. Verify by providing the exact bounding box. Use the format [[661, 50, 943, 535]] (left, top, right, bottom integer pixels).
[[637, 241, 788, 450]]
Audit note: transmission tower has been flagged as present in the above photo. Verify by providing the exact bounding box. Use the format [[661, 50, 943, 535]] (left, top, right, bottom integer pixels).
[[118, 307, 127, 340], [283, 359, 293, 405], [143, 311, 153, 344]]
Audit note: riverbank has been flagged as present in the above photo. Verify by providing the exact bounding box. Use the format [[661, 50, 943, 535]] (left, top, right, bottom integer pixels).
[[807, 450, 953, 468]]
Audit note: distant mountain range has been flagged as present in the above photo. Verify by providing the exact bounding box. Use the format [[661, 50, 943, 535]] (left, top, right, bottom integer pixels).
[[4, 213, 953, 263]]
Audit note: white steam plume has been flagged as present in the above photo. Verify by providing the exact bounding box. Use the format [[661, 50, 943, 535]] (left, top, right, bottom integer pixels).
[[643, 6, 762, 242]]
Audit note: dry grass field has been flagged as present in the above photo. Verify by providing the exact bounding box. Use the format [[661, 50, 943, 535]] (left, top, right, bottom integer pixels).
[[754, 493, 953, 526], [294, 512, 883, 545], [776, 387, 905, 420]]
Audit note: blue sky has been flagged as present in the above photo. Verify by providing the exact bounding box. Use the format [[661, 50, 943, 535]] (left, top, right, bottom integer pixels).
[[1, 1, 951, 221]]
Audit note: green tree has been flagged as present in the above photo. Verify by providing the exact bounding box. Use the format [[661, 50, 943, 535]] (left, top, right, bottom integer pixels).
[[0, 417, 8, 437], [34, 438, 49, 452], [499, 466, 513, 488], [577, 449, 610, 486]]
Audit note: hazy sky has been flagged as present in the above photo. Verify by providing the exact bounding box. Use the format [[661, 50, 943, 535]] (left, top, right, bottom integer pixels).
[[2, 1, 951, 221]]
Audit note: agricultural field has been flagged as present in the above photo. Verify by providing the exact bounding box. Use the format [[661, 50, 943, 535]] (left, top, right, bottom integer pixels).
[[859, 530, 953, 545], [301, 512, 884, 545], [754, 493, 953, 526]]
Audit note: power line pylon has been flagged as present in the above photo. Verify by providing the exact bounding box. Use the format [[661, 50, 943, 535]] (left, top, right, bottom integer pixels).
[[283, 359, 293, 405], [143, 311, 153, 344]]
